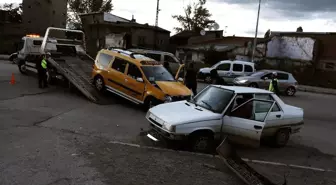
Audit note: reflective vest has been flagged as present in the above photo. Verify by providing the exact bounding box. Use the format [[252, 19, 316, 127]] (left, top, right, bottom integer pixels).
[[41, 59, 47, 69], [268, 78, 278, 92]]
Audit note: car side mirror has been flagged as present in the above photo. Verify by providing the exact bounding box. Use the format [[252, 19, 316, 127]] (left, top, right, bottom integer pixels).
[[178, 77, 184, 82], [136, 77, 144, 82]]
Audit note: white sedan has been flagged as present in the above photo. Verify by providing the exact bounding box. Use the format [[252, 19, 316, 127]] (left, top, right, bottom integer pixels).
[[146, 85, 304, 152]]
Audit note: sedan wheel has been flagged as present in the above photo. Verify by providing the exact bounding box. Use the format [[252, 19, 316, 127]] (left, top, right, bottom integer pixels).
[[94, 76, 105, 92], [205, 76, 212, 83], [286, 87, 296, 96], [191, 134, 213, 153], [274, 129, 290, 147], [248, 83, 258, 88]]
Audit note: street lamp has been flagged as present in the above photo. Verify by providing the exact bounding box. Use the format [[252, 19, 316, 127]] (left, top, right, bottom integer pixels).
[[251, 0, 261, 63]]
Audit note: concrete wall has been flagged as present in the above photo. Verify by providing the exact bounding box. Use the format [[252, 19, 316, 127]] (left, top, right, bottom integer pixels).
[[22, 0, 67, 35], [266, 36, 315, 61]]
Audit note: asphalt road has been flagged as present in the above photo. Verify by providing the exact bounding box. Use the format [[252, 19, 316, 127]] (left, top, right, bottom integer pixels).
[[1, 60, 336, 185]]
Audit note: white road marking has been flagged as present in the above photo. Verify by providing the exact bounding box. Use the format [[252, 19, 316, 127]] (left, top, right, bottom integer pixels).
[[108, 140, 334, 172]]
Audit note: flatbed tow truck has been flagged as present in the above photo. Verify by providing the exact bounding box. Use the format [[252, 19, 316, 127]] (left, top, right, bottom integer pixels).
[[16, 27, 110, 104], [17, 27, 283, 185]]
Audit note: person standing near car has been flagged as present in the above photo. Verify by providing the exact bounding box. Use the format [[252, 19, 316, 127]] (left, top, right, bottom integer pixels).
[[269, 72, 279, 94], [38, 53, 49, 88], [185, 62, 197, 95]]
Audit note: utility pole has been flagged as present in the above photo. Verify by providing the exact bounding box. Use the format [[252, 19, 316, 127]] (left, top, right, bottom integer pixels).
[[154, 0, 160, 49], [251, 0, 261, 63], [155, 0, 160, 27]]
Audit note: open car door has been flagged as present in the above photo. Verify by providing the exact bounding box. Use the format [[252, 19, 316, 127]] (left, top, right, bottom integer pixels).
[[221, 98, 275, 148]]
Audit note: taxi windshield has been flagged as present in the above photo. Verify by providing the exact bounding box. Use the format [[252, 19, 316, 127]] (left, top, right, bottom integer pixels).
[[141, 66, 175, 82]]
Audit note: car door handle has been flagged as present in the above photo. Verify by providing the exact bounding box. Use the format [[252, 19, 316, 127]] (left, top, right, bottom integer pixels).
[[254, 125, 262, 130], [276, 114, 281, 118]]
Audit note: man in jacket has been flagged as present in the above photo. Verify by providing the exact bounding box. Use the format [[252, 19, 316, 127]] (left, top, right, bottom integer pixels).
[[269, 72, 279, 95], [38, 53, 49, 88], [185, 62, 197, 95]]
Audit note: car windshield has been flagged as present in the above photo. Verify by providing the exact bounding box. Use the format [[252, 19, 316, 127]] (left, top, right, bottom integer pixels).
[[141, 66, 175, 82], [249, 71, 266, 77], [190, 86, 234, 113]]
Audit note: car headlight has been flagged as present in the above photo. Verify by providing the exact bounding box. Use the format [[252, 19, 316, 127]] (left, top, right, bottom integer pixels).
[[238, 79, 248, 83], [164, 95, 172, 103], [163, 124, 176, 132]]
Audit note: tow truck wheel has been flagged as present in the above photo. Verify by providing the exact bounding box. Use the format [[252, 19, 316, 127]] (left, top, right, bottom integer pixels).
[[94, 75, 105, 92], [273, 129, 290, 147], [18, 62, 27, 74], [190, 131, 214, 153]]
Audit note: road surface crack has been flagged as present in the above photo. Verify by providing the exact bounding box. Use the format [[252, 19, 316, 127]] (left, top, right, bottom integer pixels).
[[33, 106, 79, 127]]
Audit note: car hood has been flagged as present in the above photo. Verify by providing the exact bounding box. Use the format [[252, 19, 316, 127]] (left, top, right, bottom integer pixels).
[[148, 101, 221, 126], [199, 67, 212, 73], [155, 81, 191, 96]]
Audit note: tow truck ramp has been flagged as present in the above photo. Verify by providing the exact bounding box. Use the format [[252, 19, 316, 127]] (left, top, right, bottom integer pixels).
[[40, 27, 108, 104], [217, 137, 280, 185]]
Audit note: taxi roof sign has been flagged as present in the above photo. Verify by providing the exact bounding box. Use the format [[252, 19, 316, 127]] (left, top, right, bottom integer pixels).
[[140, 61, 161, 65]]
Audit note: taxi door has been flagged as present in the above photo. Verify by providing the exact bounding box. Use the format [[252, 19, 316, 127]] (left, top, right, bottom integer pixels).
[[175, 64, 185, 83], [124, 62, 146, 101], [106, 57, 129, 95], [221, 98, 275, 148]]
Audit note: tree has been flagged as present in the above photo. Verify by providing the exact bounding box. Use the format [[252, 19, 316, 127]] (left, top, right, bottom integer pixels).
[[67, 0, 113, 29], [0, 3, 22, 23], [264, 29, 271, 39], [172, 0, 215, 33], [296, 26, 303, 32]]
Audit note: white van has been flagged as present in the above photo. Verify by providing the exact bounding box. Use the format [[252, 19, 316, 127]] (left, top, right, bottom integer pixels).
[[129, 49, 182, 75], [198, 60, 255, 84]]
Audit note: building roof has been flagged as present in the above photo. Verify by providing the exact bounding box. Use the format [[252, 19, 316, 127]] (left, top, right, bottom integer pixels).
[[89, 22, 170, 33], [170, 30, 223, 39], [271, 31, 336, 36]]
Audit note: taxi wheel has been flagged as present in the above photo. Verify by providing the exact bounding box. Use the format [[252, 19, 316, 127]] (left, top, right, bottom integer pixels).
[[143, 96, 156, 111], [273, 129, 290, 147], [190, 132, 214, 153], [94, 75, 105, 92]]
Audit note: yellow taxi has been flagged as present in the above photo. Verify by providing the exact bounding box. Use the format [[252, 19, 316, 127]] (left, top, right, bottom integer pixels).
[[92, 49, 192, 109]]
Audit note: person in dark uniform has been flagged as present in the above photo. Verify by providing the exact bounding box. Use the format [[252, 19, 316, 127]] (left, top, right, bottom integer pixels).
[[38, 53, 49, 88], [210, 68, 226, 85], [185, 62, 197, 95]]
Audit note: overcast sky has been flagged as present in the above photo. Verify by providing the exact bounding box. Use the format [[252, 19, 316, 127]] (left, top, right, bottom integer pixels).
[[3, 0, 336, 37]]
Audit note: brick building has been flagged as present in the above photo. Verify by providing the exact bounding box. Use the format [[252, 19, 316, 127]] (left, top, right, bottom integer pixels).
[[80, 12, 170, 57]]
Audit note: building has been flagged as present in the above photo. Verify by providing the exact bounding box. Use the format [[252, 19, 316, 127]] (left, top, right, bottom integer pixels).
[[0, 10, 24, 54], [80, 12, 170, 57], [22, 0, 67, 35]]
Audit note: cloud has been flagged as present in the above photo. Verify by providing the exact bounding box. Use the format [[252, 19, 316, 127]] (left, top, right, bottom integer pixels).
[[210, 0, 336, 20]]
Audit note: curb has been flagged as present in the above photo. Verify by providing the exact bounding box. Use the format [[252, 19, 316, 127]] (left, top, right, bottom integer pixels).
[[0, 55, 9, 60], [298, 86, 336, 96]]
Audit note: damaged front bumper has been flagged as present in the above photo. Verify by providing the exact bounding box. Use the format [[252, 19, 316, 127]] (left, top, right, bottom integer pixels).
[[146, 124, 186, 142]]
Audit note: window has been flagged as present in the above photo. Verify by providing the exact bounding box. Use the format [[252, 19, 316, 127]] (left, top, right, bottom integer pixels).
[[217, 63, 230, 71], [255, 94, 281, 112], [164, 55, 177, 63], [111, 57, 127, 73], [141, 66, 175, 82], [261, 73, 272, 79], [325, 63, 335, 69], [145, 53, 161, 61], [277, 73, 289, 80], [232, 64, 243, 72], [127, 63, 142, 80], [191, 86, 234, 113], [138, 36, 146, 45], [33, 40, 42, 45], [98, 53, 113, 68], [231, 100, 273, 122], [244, 65, 253, 72]]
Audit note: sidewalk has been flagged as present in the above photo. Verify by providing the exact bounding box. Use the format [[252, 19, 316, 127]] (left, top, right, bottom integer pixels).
[[298, 85, 336, 95]]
